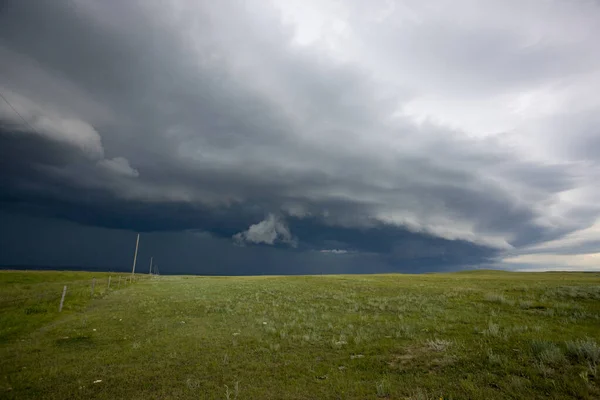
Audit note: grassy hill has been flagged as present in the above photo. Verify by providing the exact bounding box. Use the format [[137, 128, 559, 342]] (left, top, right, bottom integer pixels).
[[1, 270, 599, 399]]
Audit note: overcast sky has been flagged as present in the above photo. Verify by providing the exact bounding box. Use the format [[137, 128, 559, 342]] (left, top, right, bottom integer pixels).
[[1, 0, 599, 274]]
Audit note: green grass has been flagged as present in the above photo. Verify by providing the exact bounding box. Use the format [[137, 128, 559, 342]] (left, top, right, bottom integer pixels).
[[0, 271, 137, 342], [1, 270, 599, 399]]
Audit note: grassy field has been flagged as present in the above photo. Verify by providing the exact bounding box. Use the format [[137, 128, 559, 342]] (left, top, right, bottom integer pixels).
[[1, 270, 599, 399]]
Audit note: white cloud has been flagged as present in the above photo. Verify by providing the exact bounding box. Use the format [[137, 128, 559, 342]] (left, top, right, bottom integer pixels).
[[503, 252, 600, 271], [320, 249, 348, 254], [233, 214, 297, 246]]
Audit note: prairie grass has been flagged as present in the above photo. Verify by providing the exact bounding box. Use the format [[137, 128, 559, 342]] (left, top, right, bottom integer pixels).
[[1, 270, 599, 399]]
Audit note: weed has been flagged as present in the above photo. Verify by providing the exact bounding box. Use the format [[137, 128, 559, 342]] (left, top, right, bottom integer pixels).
[[224, 381, 239, 400], [508, 375, 529, 389], [482, 322, 501, 337], [408, 388, 436, 400], [375, 378, 391, 398], [566, 338, 600, 365], [24, 305, 47, 315], [485, 293, 509, 304], [487, 349, 505, 366], [186, 378, 201, 390], [269, 343, 281, 352], [534, 361, 554, 378], [547, 286, 600, 300], [588, 362, 598, 377], [519, 300, 533, 309], [529, 340, 565, 366], [426, 339, 452, 352], [540, 347, 564, 365], [395, 325, 415, 339], [530, 340, 553, 355]]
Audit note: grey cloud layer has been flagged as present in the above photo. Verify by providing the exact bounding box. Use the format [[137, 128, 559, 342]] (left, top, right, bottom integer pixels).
[[1, 0, 599, 270]]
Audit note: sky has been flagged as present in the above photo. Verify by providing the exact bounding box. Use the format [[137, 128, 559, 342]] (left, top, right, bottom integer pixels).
[[1, 0, 599, 274]]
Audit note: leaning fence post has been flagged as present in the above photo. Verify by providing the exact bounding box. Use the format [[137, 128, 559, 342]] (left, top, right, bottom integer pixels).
[[91, 278, 96, 297], [59, 285, 67, 312], [108, 275, 111, 289]]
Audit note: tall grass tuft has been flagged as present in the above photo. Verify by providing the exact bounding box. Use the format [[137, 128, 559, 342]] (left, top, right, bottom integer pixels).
[[426, 339, 452, 352], [375, 378, 391, 398], [566, 338, 600, 365], [482, 322, 501, 337], [487, 349, 505, 366], [485, 293, 509, 304], [530, 340, 565, 365]]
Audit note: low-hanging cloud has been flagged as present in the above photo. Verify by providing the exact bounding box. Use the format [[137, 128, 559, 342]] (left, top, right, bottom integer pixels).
[[233, 214, 297, 247], [320, 249, 349, 254]]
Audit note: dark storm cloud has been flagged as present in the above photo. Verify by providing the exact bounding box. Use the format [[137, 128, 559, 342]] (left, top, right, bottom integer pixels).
[[0, 210, 455, 275], [1, 0, 600, 272]]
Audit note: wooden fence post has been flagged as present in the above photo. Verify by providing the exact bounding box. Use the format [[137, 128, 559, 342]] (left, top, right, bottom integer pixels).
[[108, 275, 111, 289], [91, 278, 96, 297], [118, 276, 121, 288], [59, 285, 67, 312]]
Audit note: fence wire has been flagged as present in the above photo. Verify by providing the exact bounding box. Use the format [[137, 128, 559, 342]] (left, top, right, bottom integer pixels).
[[0, 275, 151, 310]]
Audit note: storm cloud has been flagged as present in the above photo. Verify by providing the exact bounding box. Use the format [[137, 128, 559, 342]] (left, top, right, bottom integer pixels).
[[1, 0, 599, 273]]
